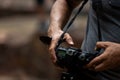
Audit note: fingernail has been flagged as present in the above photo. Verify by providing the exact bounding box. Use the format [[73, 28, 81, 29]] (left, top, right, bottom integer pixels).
[[70, 41, 74, 45]]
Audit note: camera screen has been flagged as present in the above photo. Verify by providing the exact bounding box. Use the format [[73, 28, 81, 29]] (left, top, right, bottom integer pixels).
[[57, 50, 66, 58]]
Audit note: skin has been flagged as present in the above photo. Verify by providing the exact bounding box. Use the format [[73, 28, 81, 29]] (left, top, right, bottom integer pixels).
[[48, 0, 83, 62], [48, 0, 120, 72], [87, 41, 120, 71]]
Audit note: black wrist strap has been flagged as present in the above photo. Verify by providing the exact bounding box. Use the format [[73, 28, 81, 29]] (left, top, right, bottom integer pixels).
[[56, 0, 88, 49], [40, 0, 88, 48]]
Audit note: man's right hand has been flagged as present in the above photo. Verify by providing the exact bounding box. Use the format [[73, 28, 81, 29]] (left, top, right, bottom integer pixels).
[[47, 0, 82, 63], [48, 30, 74, 63]]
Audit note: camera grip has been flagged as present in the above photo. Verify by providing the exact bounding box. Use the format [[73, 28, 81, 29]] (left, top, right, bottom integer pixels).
[[39, 36, 52, 45]]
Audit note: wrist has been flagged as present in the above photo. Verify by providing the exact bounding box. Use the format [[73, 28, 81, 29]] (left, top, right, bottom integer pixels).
[[48, 28, 63, 37]]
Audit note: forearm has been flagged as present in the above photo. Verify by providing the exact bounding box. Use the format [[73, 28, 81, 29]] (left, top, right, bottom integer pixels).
[[48, 0, 82, 36], [47, 0, 83, 62]]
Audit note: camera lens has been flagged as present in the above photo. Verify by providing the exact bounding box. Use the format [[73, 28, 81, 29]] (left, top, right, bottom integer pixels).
[[79, 53, 86, 61]]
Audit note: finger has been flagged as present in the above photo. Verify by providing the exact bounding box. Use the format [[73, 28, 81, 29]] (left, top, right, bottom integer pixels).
[[64, 33, 74, 45], [87, 53, 106, 68], [49, 39, 58, 63], [94, 62, 108, 71], [96, 41, 111, 49]]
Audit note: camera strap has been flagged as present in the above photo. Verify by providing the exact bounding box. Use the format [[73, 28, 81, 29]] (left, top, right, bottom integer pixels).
[[56, 0, 103, 52], [92, 0, 103, 41], [92, 0, 103, 52], [56, 0, 88, 49], [40, 0, 88, 47]]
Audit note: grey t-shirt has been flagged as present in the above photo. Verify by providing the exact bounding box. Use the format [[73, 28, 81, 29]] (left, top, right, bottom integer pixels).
[[81, 0, 120, 80]]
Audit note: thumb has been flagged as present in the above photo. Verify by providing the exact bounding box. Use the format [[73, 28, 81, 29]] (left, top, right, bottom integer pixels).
[[64, 33, 74, 45]]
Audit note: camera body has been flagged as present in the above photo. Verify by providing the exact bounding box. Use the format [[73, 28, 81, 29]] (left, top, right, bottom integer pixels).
[[56, 47, 100, 80], [56, 47, 99, 69]]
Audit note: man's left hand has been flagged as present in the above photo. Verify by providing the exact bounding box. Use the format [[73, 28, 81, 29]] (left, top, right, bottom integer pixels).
[[86, 41, 120, 71]]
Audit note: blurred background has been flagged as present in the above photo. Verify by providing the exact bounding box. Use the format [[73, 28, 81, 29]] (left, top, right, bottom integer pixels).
[[0, 0, 89, 80]]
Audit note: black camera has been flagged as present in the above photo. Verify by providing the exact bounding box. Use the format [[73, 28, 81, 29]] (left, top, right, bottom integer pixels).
[[56, 47, 100, 80], [40, 36, 101, 80], [56, 47, 99, 68]]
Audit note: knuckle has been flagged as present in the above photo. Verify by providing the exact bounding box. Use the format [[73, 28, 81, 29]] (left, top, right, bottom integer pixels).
[[66, 37, 72, 42], [65, 33, 70, 37], [105, 41, 112, 44], [105, 41, 110, 43], [49, 47, 53, 52]]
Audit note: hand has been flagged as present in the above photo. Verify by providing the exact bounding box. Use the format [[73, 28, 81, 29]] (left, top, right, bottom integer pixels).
[[87, 41, 120, 71], [48, 30, 74, 63]]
